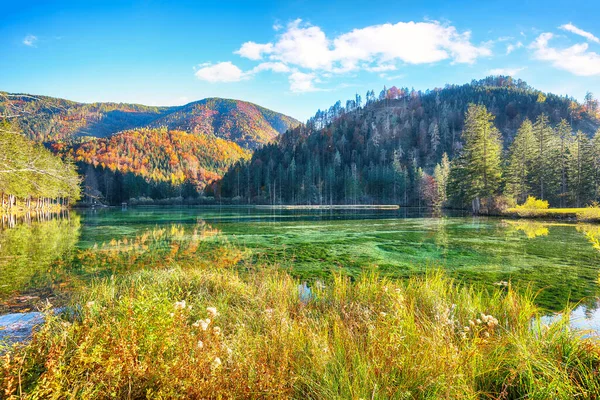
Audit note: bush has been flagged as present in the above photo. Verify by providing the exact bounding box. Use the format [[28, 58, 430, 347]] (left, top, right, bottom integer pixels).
[[516, 196, 549, 210]]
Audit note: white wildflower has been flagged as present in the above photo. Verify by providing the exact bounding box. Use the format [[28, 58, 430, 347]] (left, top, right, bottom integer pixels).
[[212, 357, 222, 369], [174, 300, 186, 310], [213, 326, 221, 336], [200, 318, 211, 331], [207, 307, 218, 318], [197, 340, 204, 349]]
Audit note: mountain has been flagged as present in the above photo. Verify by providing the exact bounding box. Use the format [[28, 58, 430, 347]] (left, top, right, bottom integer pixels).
[[215, 76, 600, 206], [148, 98, 300, 149], [1, 93, 300, 149]]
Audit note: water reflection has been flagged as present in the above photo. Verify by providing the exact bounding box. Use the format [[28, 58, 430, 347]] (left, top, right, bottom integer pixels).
[[0, 212, 80, 312], [504, 220, 549, 238]]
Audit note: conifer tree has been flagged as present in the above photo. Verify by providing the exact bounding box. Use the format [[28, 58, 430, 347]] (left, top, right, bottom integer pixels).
[[452, 104, 503, 211], [505, 119, 535, 203]]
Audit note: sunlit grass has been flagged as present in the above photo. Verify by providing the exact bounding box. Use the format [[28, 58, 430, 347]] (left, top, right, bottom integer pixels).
[[2, 247, 600, 398], [506, 206, 600, 222]]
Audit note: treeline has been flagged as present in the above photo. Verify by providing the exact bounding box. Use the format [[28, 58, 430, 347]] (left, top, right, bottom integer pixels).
[[76, 163, 201, 206], [0, 120, 81, 210], [215, 77, 599, 207], [447, 105, 600, 212]]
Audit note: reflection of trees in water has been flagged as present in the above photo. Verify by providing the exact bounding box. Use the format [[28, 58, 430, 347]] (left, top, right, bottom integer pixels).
[[0, 213, 81, 307], [433, 218, 449, 256], [504, 220, 549, 239], [1, 209, 72, 230], [93, 219, 221, 255]]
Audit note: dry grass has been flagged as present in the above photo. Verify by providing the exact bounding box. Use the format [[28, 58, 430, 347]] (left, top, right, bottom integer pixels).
[[2, 254, 600, 398]]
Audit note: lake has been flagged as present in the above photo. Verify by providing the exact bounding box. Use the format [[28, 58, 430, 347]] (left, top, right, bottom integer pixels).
[[1, 206, 599, 319]]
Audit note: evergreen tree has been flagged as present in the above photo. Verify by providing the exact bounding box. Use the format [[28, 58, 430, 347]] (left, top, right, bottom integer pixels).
[[452, 104, 503, 211], [433, 153, 450, 208], [505, 119, 535, 203], [531, 114, 559, 201], [568, 131, 596, 207]]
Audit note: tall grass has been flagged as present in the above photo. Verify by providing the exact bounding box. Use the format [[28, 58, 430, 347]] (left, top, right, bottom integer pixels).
[[2, 264, 599, 399]]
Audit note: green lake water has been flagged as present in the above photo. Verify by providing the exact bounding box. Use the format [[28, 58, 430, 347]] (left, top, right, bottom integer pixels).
[[1, 206, 599, 317]]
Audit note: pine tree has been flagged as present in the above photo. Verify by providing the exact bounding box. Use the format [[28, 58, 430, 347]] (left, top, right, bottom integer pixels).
[[555, 120, 572, 207], [531, 114, 559, 201], [433, 153, 450, 208], [454, 104, 503, 211], [505, 119, 535, 203], [568, 131, 596, 207]]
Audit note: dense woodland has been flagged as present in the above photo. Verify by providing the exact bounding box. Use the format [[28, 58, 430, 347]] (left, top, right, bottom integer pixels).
[[216, 77, 600, 209], [0, 92, 298, 206], [3, 76, 600, 210], [52, 127, 250, 204], [0, 120, 81, 210]]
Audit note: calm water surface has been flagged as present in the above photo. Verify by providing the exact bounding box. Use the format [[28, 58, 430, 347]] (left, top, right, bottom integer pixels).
[[1, 206, 599, 328]]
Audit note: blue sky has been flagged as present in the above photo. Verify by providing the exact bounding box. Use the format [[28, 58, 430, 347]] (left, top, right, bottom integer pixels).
[[1, 0, 600, 120]]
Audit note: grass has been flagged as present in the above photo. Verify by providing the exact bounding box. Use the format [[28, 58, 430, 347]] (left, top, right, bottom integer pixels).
[[505, 206, 600, 222], [2, 239, 600, 399]]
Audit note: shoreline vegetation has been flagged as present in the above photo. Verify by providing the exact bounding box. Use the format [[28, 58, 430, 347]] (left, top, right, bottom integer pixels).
[[2, 234, 600, 398]]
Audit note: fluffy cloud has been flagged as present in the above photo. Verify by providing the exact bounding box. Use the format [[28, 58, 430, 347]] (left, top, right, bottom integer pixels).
[[559, 23, 600, 44], [531, 33, 600, 76], [288, 71, 321, 93], [197, 19, 490, 92], [250, 62, 291, 73], [487, 67, 526, 76], [238, 19, 490, 72], [23, 34, 37, 47], [195, 62, 246, 82], [234, 42, 273, 60], [506, 42, 523, 55]]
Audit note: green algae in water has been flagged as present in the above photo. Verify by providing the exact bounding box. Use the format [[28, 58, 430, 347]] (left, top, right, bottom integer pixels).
[[1, 207, 599, 312]]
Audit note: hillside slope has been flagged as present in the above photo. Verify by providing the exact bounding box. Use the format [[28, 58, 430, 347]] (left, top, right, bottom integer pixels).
[[149, 98, 300, 149], [53, 127, 250, 190], [216, 76, 600, 205], [0, 93, 300, 148]]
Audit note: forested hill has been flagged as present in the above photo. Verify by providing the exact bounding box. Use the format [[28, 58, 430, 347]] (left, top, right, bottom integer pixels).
[[148, 98, 300, 149], [52, 127, 250, 200], [216, 76, 600, 206], [0, 93, 300, 148]]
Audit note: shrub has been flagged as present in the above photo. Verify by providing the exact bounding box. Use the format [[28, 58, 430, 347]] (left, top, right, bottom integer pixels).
[[516, 196, 549, 210]]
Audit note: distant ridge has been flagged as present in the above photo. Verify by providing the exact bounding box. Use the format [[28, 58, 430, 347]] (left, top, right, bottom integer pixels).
[[0, 92, 300, 149]]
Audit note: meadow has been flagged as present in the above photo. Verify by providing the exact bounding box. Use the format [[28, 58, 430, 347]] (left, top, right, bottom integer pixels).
[[1, 209, 600, 398]]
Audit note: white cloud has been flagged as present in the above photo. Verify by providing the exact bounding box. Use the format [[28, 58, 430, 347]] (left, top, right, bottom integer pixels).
[[23, 34, 37, 47], [487, 67, 526, 76], [531, 32, 600, 76], [269, 19, 333, 70], [250, 62, 291, 73], [234, 42, 273, 60], [559, 23, 600, 44], [199, 19, 490, 92], [506, 42, 523, 55], [365, 64, 398, 73], [194, 62, 246, 82], [288, 71, 321, 93]]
